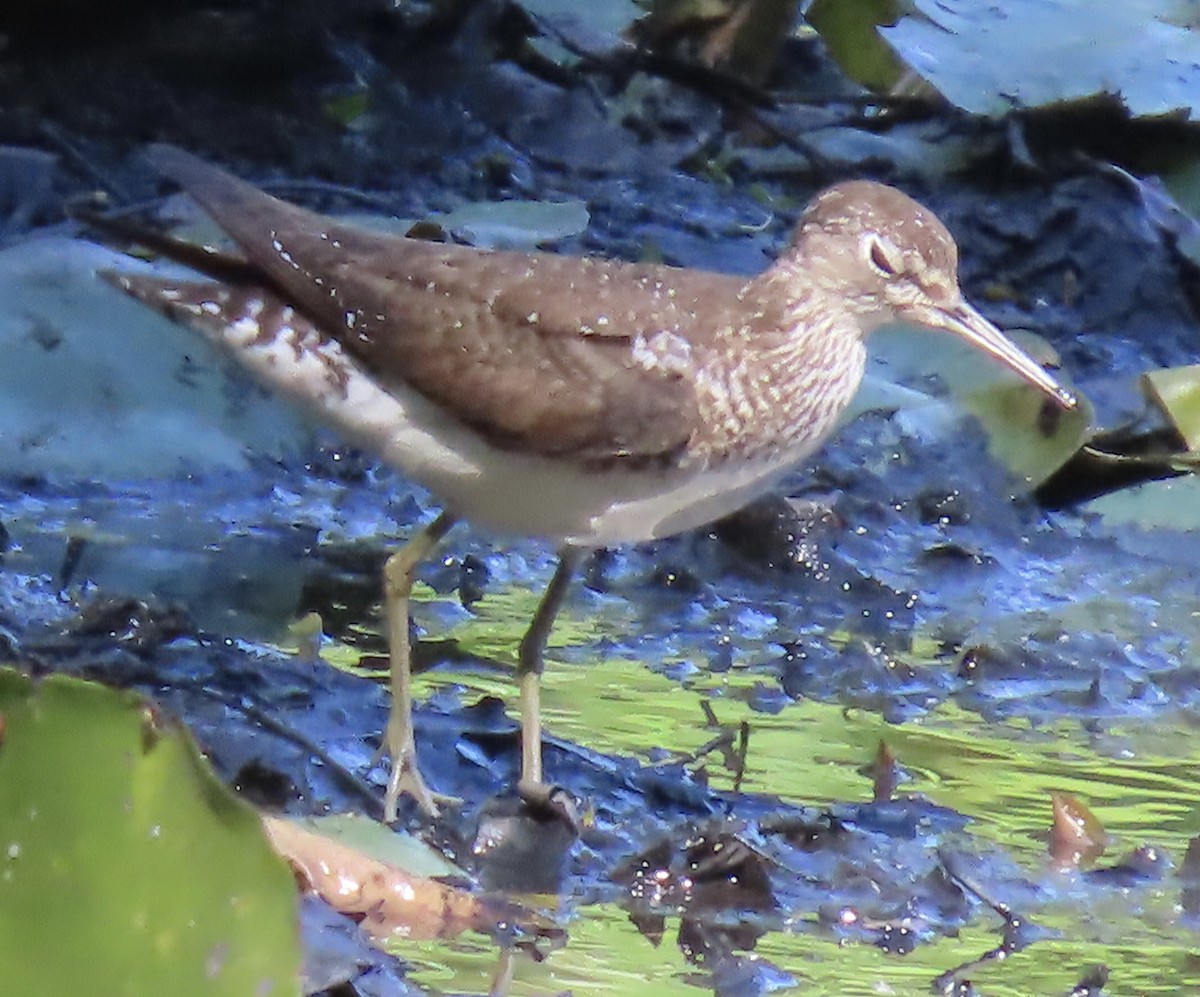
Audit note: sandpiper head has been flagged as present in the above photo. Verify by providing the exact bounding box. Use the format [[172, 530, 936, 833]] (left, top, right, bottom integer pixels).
[[789, 181, 1076, 410]]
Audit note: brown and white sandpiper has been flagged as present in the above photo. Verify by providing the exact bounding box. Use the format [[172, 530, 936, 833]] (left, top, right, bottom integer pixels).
[[93, 145, 1075, 821]]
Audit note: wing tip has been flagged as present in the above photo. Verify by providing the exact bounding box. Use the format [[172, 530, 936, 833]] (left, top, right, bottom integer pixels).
[[139, 144, 263, 215], [141, 143, 212, 186]]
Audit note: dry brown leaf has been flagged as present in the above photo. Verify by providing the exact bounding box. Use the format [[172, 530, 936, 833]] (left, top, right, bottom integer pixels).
[[697, 0, 797, 83], [263, 814, 488, 943], [629, 0, 799, 85]]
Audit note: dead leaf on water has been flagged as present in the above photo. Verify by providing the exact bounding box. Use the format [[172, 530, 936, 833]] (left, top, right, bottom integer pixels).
[[261, 815, 559, 946], [1049, 791, 1107, 870]]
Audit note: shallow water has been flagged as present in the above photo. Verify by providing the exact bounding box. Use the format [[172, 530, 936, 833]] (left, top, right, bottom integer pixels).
[[401, 649, 1200, 994], [2, 408, 1198, 995]]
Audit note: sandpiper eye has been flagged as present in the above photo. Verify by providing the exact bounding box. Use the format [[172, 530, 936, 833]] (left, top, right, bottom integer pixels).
[[867, 237, 901, 276]]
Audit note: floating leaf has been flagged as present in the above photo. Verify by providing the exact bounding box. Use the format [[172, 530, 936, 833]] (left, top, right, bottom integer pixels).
[[431, 198, 591, 251], [806, 0, 904, 91], [1081, 471, 1200, 530], [1142, 364, 1200, 451], [262, 816, 558, 947], [881, 0, 1200, 119], [960, 374, 1092, 486], [854, 322, 1090, 489], [0, 238, 313, 479], [284, 813, 463, 880], [0, 670, 300, 996]]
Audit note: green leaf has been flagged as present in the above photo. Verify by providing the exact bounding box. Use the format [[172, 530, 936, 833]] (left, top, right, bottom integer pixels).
[[1084, 472, 1200, 530], [1142, 364, 1200, 451], [290, 813, 463, 880], [807, 0, 905, 91], [855, 323, 1090, 488], [0, 670, 300, 997], [961, 376, 1093, 486]]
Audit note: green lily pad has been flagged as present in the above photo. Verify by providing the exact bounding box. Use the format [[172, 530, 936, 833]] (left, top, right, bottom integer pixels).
[[1143, 364, 1200, 450], [0, 670, 300, 997], [290, 813, 463, 880], [806, 0, 904, 91], [961, 375, 1092, 486], [856, 323, 1089, 488]]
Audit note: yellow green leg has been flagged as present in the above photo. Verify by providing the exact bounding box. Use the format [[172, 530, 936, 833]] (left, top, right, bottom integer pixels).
[[381, 510, 455, 822], [516, 548, 585, 787]]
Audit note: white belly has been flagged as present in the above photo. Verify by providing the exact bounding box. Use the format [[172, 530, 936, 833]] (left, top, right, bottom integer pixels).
[[214, 313, 822, 547]]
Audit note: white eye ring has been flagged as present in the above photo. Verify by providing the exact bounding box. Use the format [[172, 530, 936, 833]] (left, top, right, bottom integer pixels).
[[865, 236, 902, 277]]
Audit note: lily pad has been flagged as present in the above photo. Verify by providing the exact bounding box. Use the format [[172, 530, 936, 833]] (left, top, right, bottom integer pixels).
[[0, 237, 313, 479], [880, 0, 1200, 119], [961, 374, 1092, 486], [1143, 364, 1200, 450], [285, 813, 463, 880], [806, 0, 903, 91], [511, 0, 642, 55], [431, 198, 591, 250], [1084, 472, 1200, 530], [854, 322, 1089, 488], [0, 670, 300, 997]]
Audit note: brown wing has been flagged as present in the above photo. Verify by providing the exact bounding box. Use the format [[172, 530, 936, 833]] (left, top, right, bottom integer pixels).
[[141, 145, 743, 462]]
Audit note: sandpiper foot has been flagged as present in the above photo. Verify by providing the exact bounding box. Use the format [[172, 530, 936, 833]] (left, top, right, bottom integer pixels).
[[378, 708, 460, 822], [516, 778, 582, 833]]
